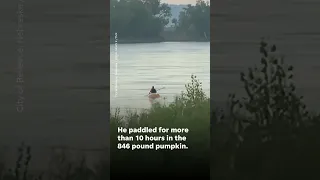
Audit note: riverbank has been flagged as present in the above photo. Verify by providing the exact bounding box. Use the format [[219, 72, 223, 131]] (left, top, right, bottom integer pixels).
[[109, 35, 209, 44], [110, 39, 210, 44], [110, 37, 164, 44]]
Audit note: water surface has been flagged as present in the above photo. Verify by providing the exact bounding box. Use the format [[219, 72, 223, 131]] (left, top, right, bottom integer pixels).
[[110, 42, 210, 110]]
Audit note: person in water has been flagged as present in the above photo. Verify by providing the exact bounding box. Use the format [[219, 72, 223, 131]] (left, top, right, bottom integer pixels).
[[149, 86, 157, 94]]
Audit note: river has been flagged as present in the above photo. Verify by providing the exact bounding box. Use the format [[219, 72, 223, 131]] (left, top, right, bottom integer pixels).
[[110, 42, 210, 111]]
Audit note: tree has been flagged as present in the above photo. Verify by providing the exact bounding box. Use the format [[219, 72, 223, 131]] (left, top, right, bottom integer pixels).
[[110, 0, 171, 39], [175, 0, 210, 39], [171, 18, 178, 27]]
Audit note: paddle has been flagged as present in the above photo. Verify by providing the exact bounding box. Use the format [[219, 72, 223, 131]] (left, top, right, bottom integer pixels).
[[156, 87, 165, 91]]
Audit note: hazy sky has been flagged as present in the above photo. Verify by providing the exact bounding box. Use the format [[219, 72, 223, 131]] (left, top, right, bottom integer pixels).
[[162, 0, 197, 5]]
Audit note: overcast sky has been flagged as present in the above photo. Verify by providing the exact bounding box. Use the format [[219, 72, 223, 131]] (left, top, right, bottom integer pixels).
[[161, 0, 197, 5]]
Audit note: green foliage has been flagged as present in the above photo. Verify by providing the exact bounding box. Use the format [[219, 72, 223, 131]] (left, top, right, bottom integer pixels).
[[0, 143, 43, 180], [211, 39, 320, 179], [110, 0, 172, 38], [174, 0, 210, 39], [183, 74, 207, 106], [110, 0, 210, 42], [0, 144, 109, 180], [226, 39, 311, 140]]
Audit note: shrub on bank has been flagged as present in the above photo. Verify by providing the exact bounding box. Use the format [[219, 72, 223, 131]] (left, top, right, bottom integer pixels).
[[211, 39, 320, 180], [0, 143, 108, 180]]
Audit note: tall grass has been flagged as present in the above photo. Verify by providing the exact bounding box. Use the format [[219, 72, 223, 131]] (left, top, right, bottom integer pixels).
[[0, 143, 108, 180]]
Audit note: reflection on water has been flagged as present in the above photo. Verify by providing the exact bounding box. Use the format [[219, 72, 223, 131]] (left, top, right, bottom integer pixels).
[[110, 42, 210, 110]]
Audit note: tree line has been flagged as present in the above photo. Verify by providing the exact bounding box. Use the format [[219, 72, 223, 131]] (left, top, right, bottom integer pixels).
[[110, 0, 210, 41]]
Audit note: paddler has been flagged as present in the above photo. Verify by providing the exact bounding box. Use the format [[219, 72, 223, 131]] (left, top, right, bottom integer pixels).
[[149, 86, 157, 94]]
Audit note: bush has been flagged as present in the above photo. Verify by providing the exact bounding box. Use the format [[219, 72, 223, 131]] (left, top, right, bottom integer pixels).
[[211, 39, 320, 180], [0, 143, 108, 180]]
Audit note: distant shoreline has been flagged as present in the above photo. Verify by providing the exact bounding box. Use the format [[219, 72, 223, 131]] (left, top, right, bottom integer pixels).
[[110, 38, 209, 44]]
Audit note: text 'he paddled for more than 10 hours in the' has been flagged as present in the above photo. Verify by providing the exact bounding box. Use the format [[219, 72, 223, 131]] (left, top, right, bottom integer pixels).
[[116, 127, 189, 150]]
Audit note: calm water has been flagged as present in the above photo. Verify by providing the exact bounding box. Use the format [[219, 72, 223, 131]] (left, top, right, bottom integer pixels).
[[110, 42, 210, 110]]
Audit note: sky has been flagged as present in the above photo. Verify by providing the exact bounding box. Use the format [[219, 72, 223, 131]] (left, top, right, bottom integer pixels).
[[161, 0, 197, 5]]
